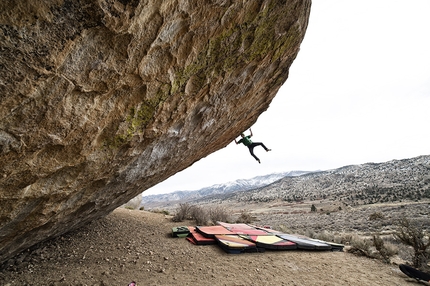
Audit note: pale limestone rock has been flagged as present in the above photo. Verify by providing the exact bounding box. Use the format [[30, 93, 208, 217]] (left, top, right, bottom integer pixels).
[[0, 0, 310, 262]]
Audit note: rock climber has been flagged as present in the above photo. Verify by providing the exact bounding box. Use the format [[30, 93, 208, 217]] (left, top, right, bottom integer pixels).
[[234, 129, 271, 163]]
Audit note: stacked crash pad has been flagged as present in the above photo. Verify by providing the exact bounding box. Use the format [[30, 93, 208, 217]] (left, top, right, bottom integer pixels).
[[186, 226, 217, 245], [172, 222, 344, 254]]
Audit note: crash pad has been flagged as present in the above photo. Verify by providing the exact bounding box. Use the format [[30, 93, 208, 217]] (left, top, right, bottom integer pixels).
[[277, 234, 332, 250], [195, 225, 234, 238], [215, 222, 269, 235], [214, 234, 261, 254], [187, 226, 216, 245], [172, 226, 190, 238], [240, 234, 297, 250], [217, 222, 256, 230]]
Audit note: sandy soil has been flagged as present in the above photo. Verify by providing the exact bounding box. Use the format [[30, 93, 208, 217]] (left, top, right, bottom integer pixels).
[[0, 208, 419, 286]]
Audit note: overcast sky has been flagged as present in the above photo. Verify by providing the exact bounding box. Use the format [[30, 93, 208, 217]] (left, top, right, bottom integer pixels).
[[144, 0, 430, 196]]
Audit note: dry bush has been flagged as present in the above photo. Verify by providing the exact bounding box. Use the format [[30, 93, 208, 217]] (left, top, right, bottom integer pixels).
[[172, 203, 192, 222], [348, 234, 373, 257], [173, 204, 230, 225], [345, 233, 398, 264], [304, 229, 316, 239], [173, 204, 231, 225], [369, 212, 385, 221], [235, 210, 254, 224], [382, 240, 399, 258], [311, 204, 317, 212], [209, 206, 230, 223], [373, 235, 397, 263], [314, 230, 338, 243], [190, 205, 209, 225], [303, 230, 349, 245], [151, 209, 170, 215], [339, 233, 354, 245], [395, 217, 430, 269], [277, 224, 293, 234]]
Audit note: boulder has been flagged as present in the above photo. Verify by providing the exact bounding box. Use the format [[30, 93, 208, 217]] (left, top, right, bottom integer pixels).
[[0, 0, 310, 263]]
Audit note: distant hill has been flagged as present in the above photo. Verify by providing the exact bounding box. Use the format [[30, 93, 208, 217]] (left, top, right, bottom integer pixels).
[[141, 171, 310, 209], [200, 155, 430, 206], [141, 155, 430, 210]]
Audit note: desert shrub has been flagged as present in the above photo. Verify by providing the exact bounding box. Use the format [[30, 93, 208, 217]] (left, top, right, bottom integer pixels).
[[339, 233, 353, 245], [369, 212, 385, 221], [303, 230, 345, 245], [190, 205, 209, 225], [152, 209, 170, 215], [373, 235, 397, 263], [395, 217, 430, 269], [347, 233, 398, 263], [235, 210, 254, 224], [381, 239, 398, 258], [348, 234, 373, 257], [277, 224, 293, 234], [311, 204, 317, 212], [172, 204, 230, 225], [208, 206, 230, 223], [304, 229, 316, 239], [172, 203, 192, 222], [139, 206, 145, 211], [314, 230, 336, 243]]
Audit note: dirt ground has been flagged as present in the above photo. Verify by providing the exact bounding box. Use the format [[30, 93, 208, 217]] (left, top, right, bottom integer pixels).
[[0, 208, 421, 286]]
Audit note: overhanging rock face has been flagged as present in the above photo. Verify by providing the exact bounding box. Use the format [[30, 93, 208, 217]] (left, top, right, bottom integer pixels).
[[0, 0, 311, 263]]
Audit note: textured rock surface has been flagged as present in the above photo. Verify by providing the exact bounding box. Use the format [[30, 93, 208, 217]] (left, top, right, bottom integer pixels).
[[0, 0, 310, 263]]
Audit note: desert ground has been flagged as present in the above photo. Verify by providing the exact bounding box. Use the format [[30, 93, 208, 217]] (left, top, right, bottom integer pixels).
[[0, 207, 424, 286]]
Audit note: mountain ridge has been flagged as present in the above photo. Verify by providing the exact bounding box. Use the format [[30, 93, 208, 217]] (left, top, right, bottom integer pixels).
[[141, 171, 311, 208], [215, 155, 430, 206], [142, 155, 430, 210]]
